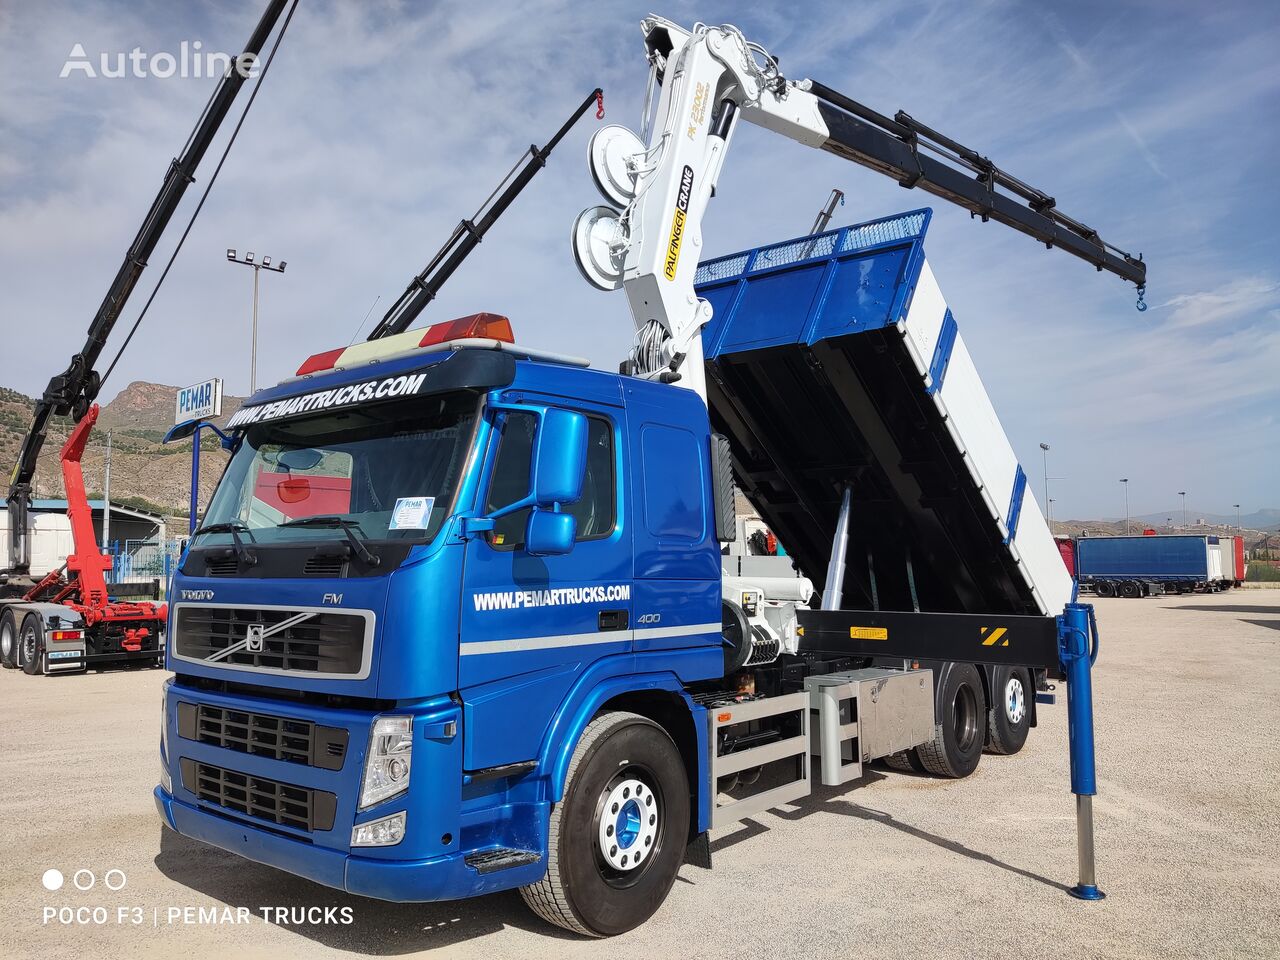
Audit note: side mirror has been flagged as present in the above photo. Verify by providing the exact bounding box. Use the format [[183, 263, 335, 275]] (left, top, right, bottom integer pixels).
[[531, 408, 588, 507], [526, 510, 576, 556]]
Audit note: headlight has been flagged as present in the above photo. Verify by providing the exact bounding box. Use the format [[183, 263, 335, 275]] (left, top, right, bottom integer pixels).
[[359, 715, 412, 809], [352, 812, 406, 847]]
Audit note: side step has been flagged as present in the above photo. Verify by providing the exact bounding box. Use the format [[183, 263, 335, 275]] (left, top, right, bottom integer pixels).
[[464, 848, 542, 875]]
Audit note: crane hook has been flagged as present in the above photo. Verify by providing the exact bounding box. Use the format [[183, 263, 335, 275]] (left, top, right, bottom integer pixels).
[[1135, 284, 1147, 313], [595, 90, 605, 120]]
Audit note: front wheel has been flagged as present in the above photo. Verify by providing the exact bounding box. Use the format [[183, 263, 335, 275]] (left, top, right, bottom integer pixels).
[[521, 711, 689, 937]]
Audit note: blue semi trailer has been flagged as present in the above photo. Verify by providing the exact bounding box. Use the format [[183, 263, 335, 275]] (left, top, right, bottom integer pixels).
[[1076, 534, 1224, 597]]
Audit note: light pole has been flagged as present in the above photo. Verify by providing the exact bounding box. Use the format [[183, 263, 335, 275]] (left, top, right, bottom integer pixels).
[[1179, 491, 1187, 529], [1039, 442, 1051, 525], [1120, 479, 1130, 534], [1234, 504, 1241, 532], [226, 249, 287, 393]]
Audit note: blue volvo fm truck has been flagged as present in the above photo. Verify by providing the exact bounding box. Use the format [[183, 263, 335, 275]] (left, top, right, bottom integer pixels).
[[156, 211, 1106, 935]]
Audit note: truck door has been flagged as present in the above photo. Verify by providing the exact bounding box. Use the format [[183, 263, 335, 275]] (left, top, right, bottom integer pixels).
[[458, 402, 631, 770]]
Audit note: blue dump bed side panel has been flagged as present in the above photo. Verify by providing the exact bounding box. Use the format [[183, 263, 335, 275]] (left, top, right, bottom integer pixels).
[[697, 210, 1071, 617], [1075, 535, 1211, 581]]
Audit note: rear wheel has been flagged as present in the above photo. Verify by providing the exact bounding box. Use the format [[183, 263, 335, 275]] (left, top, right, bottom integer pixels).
[[521, 711, 688, 937], [917, 663, 986, 778], [20, 614, 44, 676], [0, 608, 18, 669], [1119, 580, 1141, 599], [1093, 580, 1115, 598], [986, 666, 1030, 755]]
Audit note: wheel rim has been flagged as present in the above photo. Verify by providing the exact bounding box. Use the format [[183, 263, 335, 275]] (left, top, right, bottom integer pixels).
[[594, 770, 661, 886], [952, 684, 979, 752], [1, 623, 12, 659], [1005, 676, 1026, 724], [21, 623, 37, 663]]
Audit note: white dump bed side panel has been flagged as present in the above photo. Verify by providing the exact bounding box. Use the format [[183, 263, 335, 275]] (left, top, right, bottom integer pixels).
[[934, 335, 1018, 529], [1010, 492, 1073, 613], [899, 260, 947, 381], [898, 259, 1073, 615]]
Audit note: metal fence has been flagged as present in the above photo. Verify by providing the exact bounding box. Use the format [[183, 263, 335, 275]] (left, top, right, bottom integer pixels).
[[108, 538, 184, 585]]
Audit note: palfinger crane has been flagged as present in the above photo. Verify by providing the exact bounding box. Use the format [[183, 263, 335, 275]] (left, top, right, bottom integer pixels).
[[571, 17, 1145, 398]]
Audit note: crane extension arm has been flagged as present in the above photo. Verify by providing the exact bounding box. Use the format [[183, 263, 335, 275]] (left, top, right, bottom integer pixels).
[[3, 0, 290, 576], [570, 18, 1146, 397], [367, 89, 605, 341]]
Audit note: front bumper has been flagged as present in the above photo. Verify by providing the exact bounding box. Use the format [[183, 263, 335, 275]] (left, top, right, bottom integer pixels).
[[154, 787, 532, 901]]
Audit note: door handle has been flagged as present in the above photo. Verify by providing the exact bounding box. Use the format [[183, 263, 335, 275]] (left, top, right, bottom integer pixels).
[[598, 609, 629, 632]]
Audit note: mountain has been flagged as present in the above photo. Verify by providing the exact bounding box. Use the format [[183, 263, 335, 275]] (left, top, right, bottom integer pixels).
[[1049, 517, 1276, 540], [0, 381, 244, 519]]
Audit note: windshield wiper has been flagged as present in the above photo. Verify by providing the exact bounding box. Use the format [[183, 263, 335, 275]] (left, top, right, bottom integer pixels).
[[191, 520, 258, 566], [277, 515, 381, 568]]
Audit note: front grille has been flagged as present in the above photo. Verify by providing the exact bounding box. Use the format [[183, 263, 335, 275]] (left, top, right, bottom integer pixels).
[[174, 606, 369, 676], [177, 702, 348, 770], [180, 758, 337, 832]]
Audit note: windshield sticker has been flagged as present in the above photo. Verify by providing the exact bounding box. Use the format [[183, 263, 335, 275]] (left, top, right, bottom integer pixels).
[[226, 372, 430, 429], [390, 496, 435, 530]]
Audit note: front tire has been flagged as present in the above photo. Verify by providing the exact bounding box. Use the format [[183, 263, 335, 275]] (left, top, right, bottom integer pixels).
[[917, 663, 986, 778], [0, 608, 18, 669], [521, 711, 689, 937], [20, 614, 45, 676], [986, 666, 1030, 755]]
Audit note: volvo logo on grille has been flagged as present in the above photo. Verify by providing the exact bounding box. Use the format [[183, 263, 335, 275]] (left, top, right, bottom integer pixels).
[[204, 611, 317, 663], [245, 624, 265, 653]]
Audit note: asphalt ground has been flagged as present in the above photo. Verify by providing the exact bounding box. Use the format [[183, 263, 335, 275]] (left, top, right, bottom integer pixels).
[[2, 590, 1277, 959]]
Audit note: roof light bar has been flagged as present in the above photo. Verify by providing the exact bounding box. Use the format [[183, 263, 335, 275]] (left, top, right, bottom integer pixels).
[[295, 313, 515, 376]]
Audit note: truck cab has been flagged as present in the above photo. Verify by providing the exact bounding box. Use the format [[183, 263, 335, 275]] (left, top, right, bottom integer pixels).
[[157, 322, 727, 911]]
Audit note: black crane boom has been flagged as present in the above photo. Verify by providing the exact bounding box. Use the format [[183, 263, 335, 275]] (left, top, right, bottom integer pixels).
[[805, 80, 1146, 287], [367, 88, 603, 341]]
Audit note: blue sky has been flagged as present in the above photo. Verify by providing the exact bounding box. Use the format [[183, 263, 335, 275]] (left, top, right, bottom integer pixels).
[[1, 0, 1276, 520]]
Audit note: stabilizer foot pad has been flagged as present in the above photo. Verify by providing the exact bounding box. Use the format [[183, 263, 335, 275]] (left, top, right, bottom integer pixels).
[[1068, 884, 1106, 901]]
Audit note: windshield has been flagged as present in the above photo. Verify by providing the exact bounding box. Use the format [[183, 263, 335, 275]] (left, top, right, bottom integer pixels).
[[197, 392, 479, 547]]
